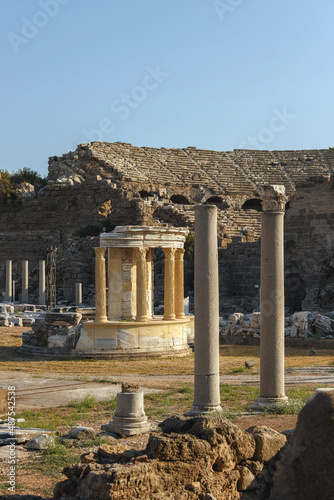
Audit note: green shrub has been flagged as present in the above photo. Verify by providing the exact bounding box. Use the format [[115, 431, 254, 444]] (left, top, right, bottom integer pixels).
[[0, 170, 15, 202], [10, 167, 46, 186], [75, 221, 116, 238]]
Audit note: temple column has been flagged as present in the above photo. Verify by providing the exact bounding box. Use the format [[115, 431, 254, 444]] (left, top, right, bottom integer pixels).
[[252, 185, 288, 410], [146, 248, 154, 318], [39, 260, 46, 306], [108, 248, 122, 320], [94, 247, 108, 323], [6, 260, 12, 302], [187, 205, 222, 415], [22, 260, 28, 303], [163, 248, 176, 320], [134, 247, 149, 322], [175, 248, 185, 318]]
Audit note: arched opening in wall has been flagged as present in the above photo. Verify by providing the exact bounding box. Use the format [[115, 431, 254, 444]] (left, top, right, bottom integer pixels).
[[241, 199, 262, 211], [139, 190, 150, 199], [170, 195, 191, 205], [205, 196, 229, 209], [285, 274, 306, 312]]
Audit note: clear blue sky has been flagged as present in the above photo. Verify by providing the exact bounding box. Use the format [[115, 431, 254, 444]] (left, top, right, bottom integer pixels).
[[1, 0, 334, 176]]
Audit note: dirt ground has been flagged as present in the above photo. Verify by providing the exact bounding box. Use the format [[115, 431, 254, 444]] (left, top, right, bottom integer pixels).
[[0, 327, 333, 498]]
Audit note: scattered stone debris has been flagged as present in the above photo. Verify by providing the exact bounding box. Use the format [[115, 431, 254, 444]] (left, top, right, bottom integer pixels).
[[54, 416, 287, 499], [68, 426, 96, 440], [25, 433, 55, 450], [220, 311, 334, 340]]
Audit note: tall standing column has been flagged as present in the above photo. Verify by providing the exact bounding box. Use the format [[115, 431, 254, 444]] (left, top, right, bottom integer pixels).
[[75, 283, 82, 307], [163, 248, 176, 320], [6, 260, 12, 302], [175, 248, 185, 319], [187, 205, 222, 415], [134, 247, 149, 322], [39, 260, 46, 306], [94, 247, 108, 323], [22, 260, 28, 303], [251, 185, 288, 410]]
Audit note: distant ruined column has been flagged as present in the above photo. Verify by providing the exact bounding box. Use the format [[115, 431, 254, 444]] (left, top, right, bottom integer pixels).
[[187, 205, 222, 415], [39, 260, 46, 306], [6, 260, 12, 302], [163, 248, 176, 320], [134, 247, 149, 322], [22, 260, 28, 303], [94, 247, 108, 323], [251, 185, 288, 410], [175, 248, 185, 319], [75, 283, 82, 307]]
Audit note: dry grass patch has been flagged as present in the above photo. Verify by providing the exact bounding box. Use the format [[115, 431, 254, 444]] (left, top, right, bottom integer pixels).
[[0, 328, 333, 378]]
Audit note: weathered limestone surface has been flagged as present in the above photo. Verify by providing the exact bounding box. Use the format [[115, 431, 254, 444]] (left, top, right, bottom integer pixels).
[[54, 416, 288, 499], [270, 392, 334, 500]]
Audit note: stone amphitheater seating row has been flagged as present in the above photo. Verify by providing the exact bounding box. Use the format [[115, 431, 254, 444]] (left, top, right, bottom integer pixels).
[[83, 142, 332, 196]]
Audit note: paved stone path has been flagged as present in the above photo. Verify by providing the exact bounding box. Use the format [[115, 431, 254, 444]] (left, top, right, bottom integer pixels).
[[0, 367, 333, 410]]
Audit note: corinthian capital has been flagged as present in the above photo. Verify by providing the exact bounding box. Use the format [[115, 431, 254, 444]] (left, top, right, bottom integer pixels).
[[260, 184, 287, 212], [94, 247, 106, 260], [163, 247, 177, 259]]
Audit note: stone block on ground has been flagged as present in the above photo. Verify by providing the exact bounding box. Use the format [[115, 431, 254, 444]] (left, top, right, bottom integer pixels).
[[68, 426, 96, 440], [246, 425, 287, 463], [26, 433, 55, 450]]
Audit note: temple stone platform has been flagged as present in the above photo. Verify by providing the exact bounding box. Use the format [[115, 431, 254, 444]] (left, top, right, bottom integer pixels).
[[76, 317, 193, 356]]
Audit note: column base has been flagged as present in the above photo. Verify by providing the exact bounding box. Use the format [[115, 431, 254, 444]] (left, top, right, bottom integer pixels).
[[94, 317, 108, 324], [101, 417, 152, 436], [136, 315, 149, 322], [163, 314, 176, 320], [176, 313, 186, 319], [184, 404, 223, 416], [250, 395, 288, 411]]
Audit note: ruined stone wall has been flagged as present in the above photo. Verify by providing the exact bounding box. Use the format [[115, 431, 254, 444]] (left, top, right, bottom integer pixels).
[[0, 141, 332, 309]]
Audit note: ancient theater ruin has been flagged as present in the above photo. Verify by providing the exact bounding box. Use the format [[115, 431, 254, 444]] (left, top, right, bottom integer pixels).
[[0, 142, 333, 318]]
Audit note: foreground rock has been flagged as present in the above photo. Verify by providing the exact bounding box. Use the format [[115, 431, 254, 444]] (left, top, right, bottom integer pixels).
[[270, 391, 334, 499], [54, 416, 287, 499]]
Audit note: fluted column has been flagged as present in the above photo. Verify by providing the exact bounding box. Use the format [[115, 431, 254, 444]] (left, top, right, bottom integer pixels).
[[39, 260, 46, 306], [94, 247, 108, 323], [252, 185, 288, 410], [175, 248, 185, 318], [6, 260, 12, 302], [134, 247, 149, 322], [22, 260, 28, 303], [163, 247, 176, 320]]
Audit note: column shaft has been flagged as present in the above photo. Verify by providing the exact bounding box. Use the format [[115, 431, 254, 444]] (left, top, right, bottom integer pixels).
[[75, 283, 82, 307], [163, 248, 176, 320], [135, 247, 149, 322], [175, 249, 185, 318], [187, 205, 221, 414], [6, 260, 12, 302], [252, 184, 288, 410], [108, 248, 122, 320], [39, 260, 46, 306], [94, 247, 108, 323], [22, 260, 28, 303]]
